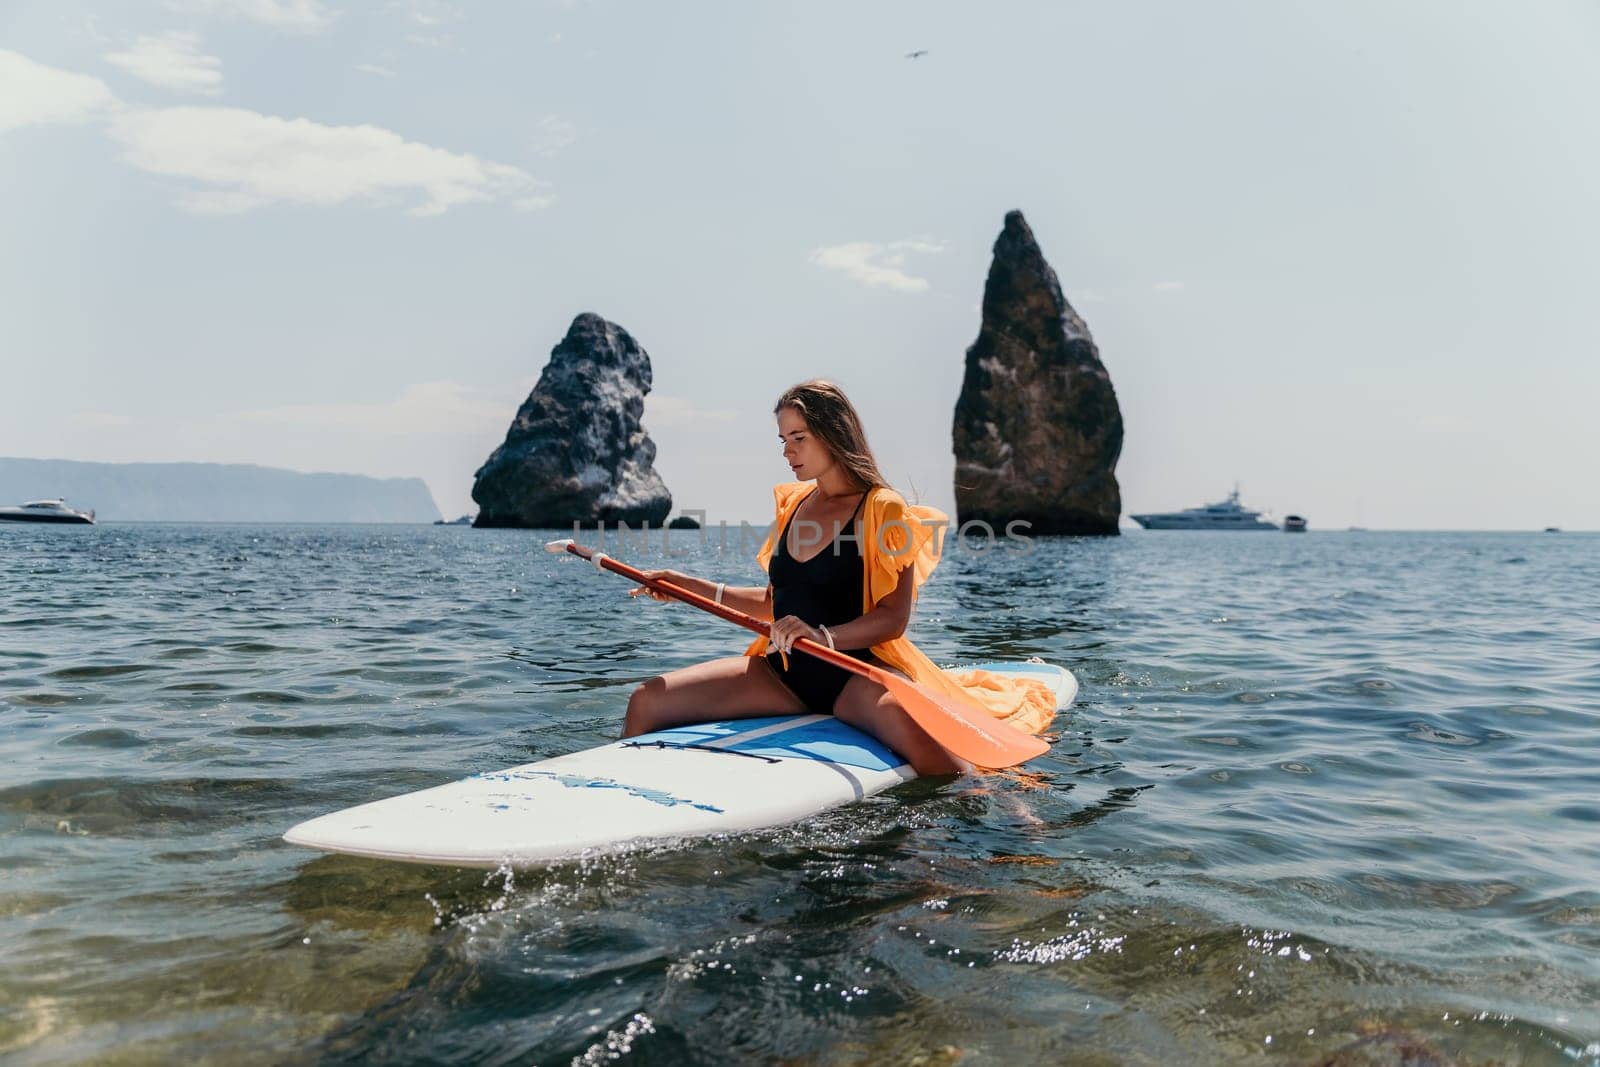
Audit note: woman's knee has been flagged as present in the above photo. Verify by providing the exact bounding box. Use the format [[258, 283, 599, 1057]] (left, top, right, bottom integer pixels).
[[622, 677, 665, 737]]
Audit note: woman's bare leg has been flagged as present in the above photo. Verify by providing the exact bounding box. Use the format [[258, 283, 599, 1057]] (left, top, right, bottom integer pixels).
[[623, 655, 807, 737], [833, 668, 972, 777]]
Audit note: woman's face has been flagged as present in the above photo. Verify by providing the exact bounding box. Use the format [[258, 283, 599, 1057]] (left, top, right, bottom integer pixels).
[[777, 406, 831, 480]]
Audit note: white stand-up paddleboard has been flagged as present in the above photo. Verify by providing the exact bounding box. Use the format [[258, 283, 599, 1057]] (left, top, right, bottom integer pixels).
[[283, 661, 1076, 868]]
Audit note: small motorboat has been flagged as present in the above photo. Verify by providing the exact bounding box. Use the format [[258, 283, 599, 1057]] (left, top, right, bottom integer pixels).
[[0, 499, 96, 524], [1283, 515, 1308, 532]]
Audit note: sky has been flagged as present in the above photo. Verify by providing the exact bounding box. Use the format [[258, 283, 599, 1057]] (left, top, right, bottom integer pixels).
[[3, 0, 1598, 530]]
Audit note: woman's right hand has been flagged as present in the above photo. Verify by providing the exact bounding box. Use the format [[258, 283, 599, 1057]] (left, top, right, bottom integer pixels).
[[629, 569, 688, 603]]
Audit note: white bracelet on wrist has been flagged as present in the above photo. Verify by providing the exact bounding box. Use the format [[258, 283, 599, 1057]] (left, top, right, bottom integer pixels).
[[713, 582, 725, 605], [818, 624, 835, 650]]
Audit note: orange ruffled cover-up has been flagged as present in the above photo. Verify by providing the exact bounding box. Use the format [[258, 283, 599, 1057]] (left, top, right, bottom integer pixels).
[[741, 482, 1057, 736]]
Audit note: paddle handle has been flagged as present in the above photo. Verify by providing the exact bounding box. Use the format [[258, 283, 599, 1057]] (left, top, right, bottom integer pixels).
[[546, 539, 876, 674]]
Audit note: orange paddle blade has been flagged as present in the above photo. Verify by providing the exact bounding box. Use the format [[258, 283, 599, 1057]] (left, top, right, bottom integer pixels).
[[872, 666, 1050, 770]]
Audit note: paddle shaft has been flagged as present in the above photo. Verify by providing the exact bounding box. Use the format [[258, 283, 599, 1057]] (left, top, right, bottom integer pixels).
[[555, 540, 868, 675]]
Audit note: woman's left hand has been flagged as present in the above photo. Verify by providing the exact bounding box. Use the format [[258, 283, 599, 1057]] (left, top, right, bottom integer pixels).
[[768, 615, 822, 655]]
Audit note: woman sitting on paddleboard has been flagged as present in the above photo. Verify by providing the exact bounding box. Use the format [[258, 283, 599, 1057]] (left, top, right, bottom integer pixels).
[[624, 379, 1053, 775]]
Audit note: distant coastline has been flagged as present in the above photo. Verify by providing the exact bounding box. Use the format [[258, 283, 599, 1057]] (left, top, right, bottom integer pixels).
[[0, 458, 441, 524]]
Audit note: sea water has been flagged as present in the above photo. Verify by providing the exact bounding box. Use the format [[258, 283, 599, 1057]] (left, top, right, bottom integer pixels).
[[1, 523, 1596, 1064]]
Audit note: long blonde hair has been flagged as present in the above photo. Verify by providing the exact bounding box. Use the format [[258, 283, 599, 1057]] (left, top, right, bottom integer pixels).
[[774, 380, 889, 492]]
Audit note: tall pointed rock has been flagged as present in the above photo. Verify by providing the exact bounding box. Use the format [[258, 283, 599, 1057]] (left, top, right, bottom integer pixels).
[[953, 211, 1123, 536], [473, 313, 672, 528]]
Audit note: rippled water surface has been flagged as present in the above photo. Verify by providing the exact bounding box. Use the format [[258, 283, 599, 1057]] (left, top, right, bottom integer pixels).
[[2, 523, 1597, 1065]]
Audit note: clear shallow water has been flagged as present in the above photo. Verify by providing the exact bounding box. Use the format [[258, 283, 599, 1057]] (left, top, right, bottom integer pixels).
[[1, 522, 1597, 1065]]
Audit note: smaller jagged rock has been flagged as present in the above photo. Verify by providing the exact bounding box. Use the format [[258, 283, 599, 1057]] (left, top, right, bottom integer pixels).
[[952, 210, 1123, 535], [668, 515, 701, 530], [472, 314, 672, 528]]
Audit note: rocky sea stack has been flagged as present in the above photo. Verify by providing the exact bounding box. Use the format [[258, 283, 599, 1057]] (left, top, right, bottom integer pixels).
[[952, 211, 1124, 536], [472, 314, 672, 528]]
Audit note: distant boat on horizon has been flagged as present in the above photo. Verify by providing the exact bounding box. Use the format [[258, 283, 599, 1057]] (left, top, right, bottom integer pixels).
[[0, 498, 95, 524], [1131, 487, 1279, 531], [1284, 514, 1308, 532]]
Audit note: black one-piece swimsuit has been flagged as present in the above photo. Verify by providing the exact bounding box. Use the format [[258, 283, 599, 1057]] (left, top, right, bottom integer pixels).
[[765, 491, 879, 713]]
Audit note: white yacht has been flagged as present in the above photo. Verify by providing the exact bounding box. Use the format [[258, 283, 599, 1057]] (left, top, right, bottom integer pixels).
[[1131, 488, 1278, 531], [0, 498, 96, 524]]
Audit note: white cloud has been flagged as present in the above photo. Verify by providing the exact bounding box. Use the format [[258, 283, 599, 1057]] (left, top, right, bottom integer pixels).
[[1153, 280, 1185, 292], [354, 63, 397, 77], [238, 381, 521, 435], [394, 0, 463, 28], [530, 115, 577, 157], [0, 50, 119, 134], [645, 395, 738, 429], [105, 33, 223, 95], [107, 106, 543, 216], [397, 2, 462, 50], [166, 0, 337, 33], [808, 238, 945, 293]]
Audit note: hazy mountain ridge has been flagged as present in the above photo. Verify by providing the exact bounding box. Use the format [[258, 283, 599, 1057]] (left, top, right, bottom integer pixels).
[[0, 458, 441, 523]]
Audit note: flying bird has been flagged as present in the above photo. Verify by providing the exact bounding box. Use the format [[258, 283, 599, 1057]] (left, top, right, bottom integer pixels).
[[905, 49, 928, 59]]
